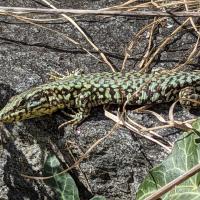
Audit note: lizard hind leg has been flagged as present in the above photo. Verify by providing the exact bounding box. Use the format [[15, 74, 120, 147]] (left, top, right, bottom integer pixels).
[[179, 87, 200, 109], [48, 69, 82, 81], [48, 70, 66, 81]]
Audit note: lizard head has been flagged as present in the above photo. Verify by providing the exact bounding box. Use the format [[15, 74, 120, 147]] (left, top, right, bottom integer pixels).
[[0, 87, 59, 123]]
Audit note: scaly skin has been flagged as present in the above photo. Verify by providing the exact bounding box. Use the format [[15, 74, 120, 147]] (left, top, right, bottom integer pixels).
[[0, 70, 200, 124]]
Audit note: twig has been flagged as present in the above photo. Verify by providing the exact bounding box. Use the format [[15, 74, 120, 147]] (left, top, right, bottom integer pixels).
[[21, 110, 123, 180], [121, 17, 166, 71], [104, 109, 172, 151], [145, 162, 200, 200], [1, 7, 200, 17], [142, 18, 190, 69], [139, 17, 157, 70]]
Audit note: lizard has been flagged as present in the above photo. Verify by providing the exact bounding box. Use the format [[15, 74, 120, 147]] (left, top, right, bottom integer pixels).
[[0, 70, 200, 126]]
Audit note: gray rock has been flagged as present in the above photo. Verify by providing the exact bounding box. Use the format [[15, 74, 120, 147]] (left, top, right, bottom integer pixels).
[[0, 1, 198, 200]]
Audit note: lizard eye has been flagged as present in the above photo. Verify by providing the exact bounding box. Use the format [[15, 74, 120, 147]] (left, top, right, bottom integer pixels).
[[27, 92, 47, 108], [28, 99, 40, 107]]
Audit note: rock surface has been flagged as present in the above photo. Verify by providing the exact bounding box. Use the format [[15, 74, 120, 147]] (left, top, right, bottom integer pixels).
[[0, 1, 198, 200]]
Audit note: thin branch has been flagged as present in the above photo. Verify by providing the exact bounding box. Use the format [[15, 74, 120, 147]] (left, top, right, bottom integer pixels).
[[121, 17, 166, 71], [145, 162, 200, 200], [21, 118, 121, 180], [1, 7, 200, 17]]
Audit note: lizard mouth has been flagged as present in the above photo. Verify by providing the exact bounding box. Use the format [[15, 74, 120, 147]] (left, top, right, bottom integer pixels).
[[0, 108, 19, 123], [0, 112, 13, 123], [0, 100, 28, 123], [0, 109, 35, 123]]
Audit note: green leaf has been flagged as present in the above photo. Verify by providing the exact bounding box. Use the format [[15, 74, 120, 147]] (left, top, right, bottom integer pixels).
[[43, 154, 80, 200], [192, 118, 200, 144], [192, 118, 200, 133], [136, 129, 200, 200], [90, 196, 107, 200]]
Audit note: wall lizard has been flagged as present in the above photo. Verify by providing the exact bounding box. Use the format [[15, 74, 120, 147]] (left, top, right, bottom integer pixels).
[[0, 70, 200, 125]]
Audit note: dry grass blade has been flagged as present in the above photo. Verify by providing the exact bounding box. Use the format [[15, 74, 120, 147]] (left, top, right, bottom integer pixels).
[[173, 36, 200, 71], [151, 0, 198, 9], [0, 12, 104, 64], [139, 106, 194, 131], [169, 100, 193, 130], [184, 0, 200, 36], [143, 18, 190, 70], [137, 109, 167, 123], [62, 140, 92, 191], [142, 118, 194, 131], [101, 0, 200, 11], [139, 17, 157, 70], [141, 124, 174, 131], [126, 115, 170, 141], [169, 100, 179, 122], [100, 0, 139, 10], [104, 109, 172, 151], [20, 17, 65, 22], [41, 0, 115, 72], [1, 7, 200, 17], [121, 18, 166, 71]]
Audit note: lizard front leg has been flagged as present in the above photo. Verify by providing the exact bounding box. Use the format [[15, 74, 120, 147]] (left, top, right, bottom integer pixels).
[[58, 91, 91, 129]]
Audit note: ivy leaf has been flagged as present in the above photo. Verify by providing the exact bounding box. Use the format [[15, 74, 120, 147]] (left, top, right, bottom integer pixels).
[[193, 118, 200, 133], [43, 154, 80, 200], [136, 121, 200, 200], [192, 118, 200, 143]]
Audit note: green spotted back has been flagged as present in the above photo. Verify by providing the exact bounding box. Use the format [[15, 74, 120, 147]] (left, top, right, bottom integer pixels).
[[1, 70, 200, 124]]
